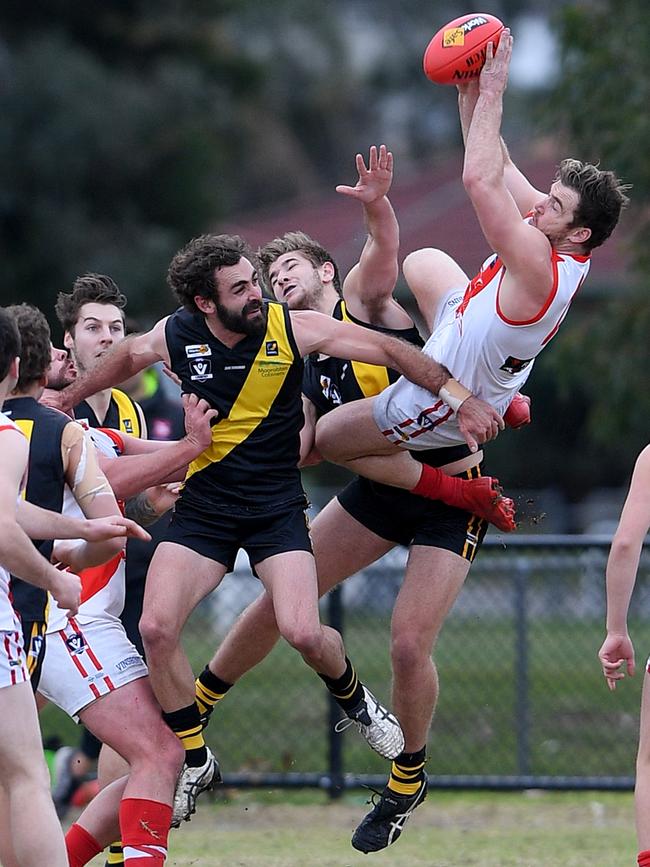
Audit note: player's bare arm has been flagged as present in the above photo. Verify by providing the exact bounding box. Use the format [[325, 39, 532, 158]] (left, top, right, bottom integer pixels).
[[298, 395, 320, 467], [598, 445, 650, 690], [56, 316, 170, 413], [0, 429, 81, 615], [97, 394, 217, 498], [337, 145, 408, 327], [291, 310, 502, 447], [457, 80, 542, 216], [462, 31, 555, 314]]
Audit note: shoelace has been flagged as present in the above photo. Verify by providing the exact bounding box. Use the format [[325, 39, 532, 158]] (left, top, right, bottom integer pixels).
[[334, 716, 365, 734]]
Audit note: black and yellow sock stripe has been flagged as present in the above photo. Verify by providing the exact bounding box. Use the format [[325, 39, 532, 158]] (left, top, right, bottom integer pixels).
[[461, 465, 488, 563], [105, 841, 123, 865], [195, 666, 233, 718], [387, 748, 427, 796], [319, 658, 365, 712], [163, 705, 207, 767]]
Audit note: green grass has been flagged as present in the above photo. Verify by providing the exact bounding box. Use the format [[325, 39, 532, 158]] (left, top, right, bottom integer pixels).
[[81, 790, 637, 866]]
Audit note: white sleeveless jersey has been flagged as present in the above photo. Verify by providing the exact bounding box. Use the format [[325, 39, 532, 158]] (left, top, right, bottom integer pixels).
[[374, 244, 591, 449], [0, 412, 26, 632], [47, 427, 126, 633]]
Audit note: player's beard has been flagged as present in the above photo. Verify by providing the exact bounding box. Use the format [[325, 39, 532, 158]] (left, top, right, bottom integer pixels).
[[216, 299, 268, 337], [46, 359, 77, 390], [286, 271, 325, 312]]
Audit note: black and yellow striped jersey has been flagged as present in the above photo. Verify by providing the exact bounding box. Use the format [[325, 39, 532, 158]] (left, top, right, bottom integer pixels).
[[165, 301, 306, 508], [3, 396, 69, 621], [302, 299, 424, 415], [74, 387, 144, 437]]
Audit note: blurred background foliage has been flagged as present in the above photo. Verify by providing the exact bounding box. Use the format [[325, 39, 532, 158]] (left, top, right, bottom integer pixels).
[[0, 0, 648, 516]]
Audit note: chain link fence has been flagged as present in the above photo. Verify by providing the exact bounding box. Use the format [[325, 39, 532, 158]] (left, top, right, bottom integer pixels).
[[40, 534, 650, 795]]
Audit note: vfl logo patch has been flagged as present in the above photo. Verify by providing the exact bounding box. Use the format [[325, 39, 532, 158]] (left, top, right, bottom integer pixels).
[[190, 359, 213, 382], [500, 356, 532, 375], [123, 419, 133, 434], [65, 633, 87, 656], [185, 344, 212, 358], [265, 340, 279, 356]]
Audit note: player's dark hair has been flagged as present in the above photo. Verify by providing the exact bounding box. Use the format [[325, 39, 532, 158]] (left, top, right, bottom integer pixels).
[[258, 231, 342, 295], [167, 234, 255, 313], [0, 307, 21, 383], [55, 273, 127, 335], [558, 159, 631, 251], [5, 303, 51, 390]]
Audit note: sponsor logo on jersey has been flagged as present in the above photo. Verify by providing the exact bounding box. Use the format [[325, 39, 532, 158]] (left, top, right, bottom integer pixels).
[[190, 359, 213, 382], [500, 356, 533, 375], [185, 344, 212, 358], [115, 655, 142, 673], [65, 632, 87, 656]]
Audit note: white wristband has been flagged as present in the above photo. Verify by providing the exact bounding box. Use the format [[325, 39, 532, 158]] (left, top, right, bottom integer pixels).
[[439, 379, 472, 413]]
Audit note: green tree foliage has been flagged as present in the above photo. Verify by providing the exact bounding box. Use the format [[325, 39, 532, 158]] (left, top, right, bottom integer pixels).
[[540, 0, 650, 461]]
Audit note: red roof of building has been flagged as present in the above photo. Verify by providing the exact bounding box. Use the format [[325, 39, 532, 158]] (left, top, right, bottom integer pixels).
[[217, 147, 632, 292]]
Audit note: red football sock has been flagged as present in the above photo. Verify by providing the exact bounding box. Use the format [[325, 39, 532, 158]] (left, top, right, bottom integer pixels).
[[410, 464, 454, 502], [638, 850, 650, 867], [120, 798, 172, 866], [65, 823, 103, 867], [410, 465, 516, 533]]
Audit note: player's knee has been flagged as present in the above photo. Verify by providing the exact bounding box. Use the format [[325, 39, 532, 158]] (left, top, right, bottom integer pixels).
[[280, 624, 322, 660], [314, 414, 340, 462], [391, 631, 431, 673], [138, 613, 176, 653]]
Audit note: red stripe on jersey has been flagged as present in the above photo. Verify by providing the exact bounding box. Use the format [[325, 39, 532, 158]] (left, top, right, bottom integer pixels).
[[79, 552, 123, 606], [98, 428, 125, 454]]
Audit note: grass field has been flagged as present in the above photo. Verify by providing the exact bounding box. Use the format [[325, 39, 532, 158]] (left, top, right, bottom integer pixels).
[[80, 789, 637, 866]]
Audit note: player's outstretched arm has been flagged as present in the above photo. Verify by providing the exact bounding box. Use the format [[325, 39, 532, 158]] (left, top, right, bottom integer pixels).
[[598, 444, 650, 690], [50, 317, 170, 415], [98, 394, 217, 498], [337, 145, 408, 326], [291, 310, 503, 449]]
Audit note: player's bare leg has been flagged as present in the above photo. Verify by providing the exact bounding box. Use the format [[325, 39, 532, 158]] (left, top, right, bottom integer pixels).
[[0, 681, 68, 867], [316, 399, 515, 532], [198, 502, 395, 726], [256, 550, 403, 759], [353, 545, 470, 853]]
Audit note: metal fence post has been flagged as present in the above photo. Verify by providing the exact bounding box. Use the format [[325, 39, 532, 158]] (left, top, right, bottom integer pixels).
[[327, 585, 345, 799], [513, 557, 530, 777]]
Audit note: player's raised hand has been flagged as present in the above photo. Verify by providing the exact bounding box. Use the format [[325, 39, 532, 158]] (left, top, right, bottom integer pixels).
[[336, 145, 393, 204], [479, 28, 513, 96]]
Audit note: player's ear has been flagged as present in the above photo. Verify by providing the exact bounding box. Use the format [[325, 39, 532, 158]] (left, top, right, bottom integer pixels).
[[320, 261, 336, 284], [195, 295, 216, 315], [568, 225, 591, 246], [63, 330, 74, 351]]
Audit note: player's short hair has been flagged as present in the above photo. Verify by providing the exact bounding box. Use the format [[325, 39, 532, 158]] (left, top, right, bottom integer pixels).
[[558, 159, 631, 251], [5, 304, 51, 390], [257, 231, 342, 295], [0, 307, 21, 383], [55, 273, 127, 335], [167, 233, 254, 313]]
